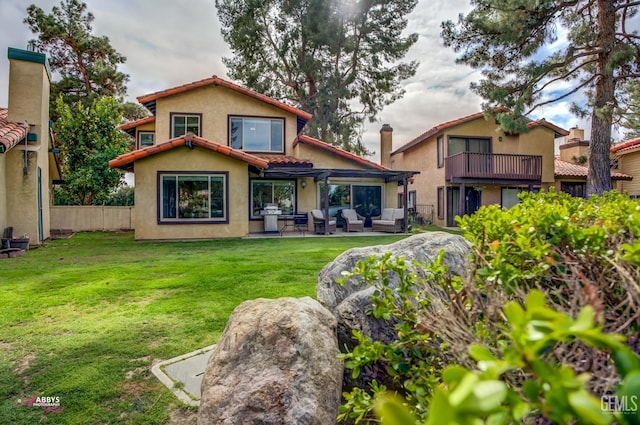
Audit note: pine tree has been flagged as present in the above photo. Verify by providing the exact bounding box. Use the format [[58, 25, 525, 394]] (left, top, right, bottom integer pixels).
[[442, 0, 640, 195], [216, 0, 419, 155], [25, 0, 129, 119]]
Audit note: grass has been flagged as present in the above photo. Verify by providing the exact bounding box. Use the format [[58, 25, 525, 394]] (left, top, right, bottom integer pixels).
[[0, 231, 412, 424]]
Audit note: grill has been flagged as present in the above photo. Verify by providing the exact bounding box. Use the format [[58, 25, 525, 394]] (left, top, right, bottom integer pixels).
[[260, 204, 282, 233]]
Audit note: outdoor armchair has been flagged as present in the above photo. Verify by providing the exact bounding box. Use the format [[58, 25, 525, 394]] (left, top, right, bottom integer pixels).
[[341, 209, 364, 232], [310, 209, 337, 234]]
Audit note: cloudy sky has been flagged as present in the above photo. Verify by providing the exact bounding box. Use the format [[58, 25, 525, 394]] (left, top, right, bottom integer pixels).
[[0, 0, 592, 161]]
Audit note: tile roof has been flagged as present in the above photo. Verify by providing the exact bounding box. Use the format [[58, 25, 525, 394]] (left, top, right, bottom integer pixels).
[[611, 137, 640, 154], [0, 108, 29, 153], [393, 110, 568, 154], [254, 154, 312, 168], [554, 158, 632, 180], [137, 76, 313, 122], [120, 116, 155, 135], [293, 134, 390, 171], [109, 133, 270, 171]]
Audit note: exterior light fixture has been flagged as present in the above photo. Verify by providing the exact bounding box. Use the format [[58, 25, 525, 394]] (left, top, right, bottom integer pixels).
[[300, 180, 307, 189]]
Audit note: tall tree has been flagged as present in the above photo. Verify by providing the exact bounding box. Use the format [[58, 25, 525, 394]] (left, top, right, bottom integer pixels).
[[25, 0, 129, 118], [441, 0, 640, 196], [216, 0, 419, 155], [54, 96, 130, 205], [619, 80, 640, 139]]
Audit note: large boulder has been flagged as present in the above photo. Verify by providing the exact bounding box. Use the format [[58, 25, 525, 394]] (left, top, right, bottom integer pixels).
[[197, 297, 343, 425], [317, 232, 472, 391], [317, 232, 472, 312]]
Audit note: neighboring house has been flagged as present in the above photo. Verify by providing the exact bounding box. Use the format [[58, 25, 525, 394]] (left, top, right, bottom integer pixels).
[[611, 137, 640, 198], [110, 76, 417, 240], [0, 47, 59, 246], [388, 111, 568, 227], [554, 127, 632, 197]]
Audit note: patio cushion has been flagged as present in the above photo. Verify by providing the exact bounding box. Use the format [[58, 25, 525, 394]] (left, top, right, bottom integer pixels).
[[380, 208, 395, 221]]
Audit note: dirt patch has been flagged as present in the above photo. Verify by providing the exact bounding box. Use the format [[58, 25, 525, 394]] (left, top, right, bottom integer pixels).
[[165, 407, 197, 425], [50, 230, 75, 239], [14, 352, 36, 375], [130, 355, 151, 363], [125, 367, 148, 380]]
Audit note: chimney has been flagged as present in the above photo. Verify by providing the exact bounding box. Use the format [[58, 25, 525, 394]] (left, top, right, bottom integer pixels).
[[380, 123, 393, 168], [559, 127, 589, 163], [4, 47, 52, 244], [566, 127, 585, 144]]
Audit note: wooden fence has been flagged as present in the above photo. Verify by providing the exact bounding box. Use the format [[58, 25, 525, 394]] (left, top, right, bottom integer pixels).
[[50, 206, 134, 232]]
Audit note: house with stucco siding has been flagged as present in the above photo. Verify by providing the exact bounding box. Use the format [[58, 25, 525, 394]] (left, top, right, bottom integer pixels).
[[388, 111, 568, 227], [110, 76, 417, 240], [1, 47, 60, 248]]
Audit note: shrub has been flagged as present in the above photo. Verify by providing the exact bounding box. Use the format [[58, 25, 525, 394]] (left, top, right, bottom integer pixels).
[[338, 190, 640, 424]]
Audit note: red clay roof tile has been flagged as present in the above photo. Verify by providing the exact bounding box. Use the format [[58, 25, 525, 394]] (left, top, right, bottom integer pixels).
[[120, 116, 155, 131], [0, 108, 29, 153], [109, 133, 270, 171], [293, 134, 389, 171], [611, 137, 640, 154], [554, 158, 631, 180], [394, 110, 568, 154], [137, 76, 312, 121]]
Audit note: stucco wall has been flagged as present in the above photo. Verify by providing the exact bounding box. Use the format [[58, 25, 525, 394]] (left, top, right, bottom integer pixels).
[[153, 85, 299, 149], [133, 146, 250, 240], [619, 150, 640, 197], [6, 56, 51, 243], [390, 117, 558, 226], [0, 155, 6, 231]]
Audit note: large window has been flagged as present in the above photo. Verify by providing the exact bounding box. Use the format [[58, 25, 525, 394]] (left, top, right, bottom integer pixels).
[[230, 117, 284, 152], [561, 182, 586, 198], [159, 172, 227, 223], [318, 184, 382, 218], [171, 113, 201, 138], [251, 180, 295, 218], [501, 187, 523, 209], [447, 136, 490, 156]]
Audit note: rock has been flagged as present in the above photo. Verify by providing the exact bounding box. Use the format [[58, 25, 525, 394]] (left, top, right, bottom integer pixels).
[[317, 232, 472, 312], [317, 232, 472, 392], [197, 297, 343, 425]]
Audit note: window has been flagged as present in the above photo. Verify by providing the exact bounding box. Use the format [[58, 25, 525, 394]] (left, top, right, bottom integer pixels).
[[447, 137, 490, 156], [138, 132, 155, 148], [251, 180, 295, 218], [159, 172, 227, 223], [437, 136, 444, 168], [437, 187, 444, 219], [561, 182, 586, 198], [171, 113, 201, 138], [230, 117, 284, 152], [501, 187, 522, 209], [408, 190, 416, 209], [317, 183, 382, 220]]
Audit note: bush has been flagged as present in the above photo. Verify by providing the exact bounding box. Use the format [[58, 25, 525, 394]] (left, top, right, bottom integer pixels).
[[338, 190, 640, 424]]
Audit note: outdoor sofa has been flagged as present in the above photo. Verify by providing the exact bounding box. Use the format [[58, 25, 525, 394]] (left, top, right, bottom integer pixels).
[[371, 208, 404, 233]]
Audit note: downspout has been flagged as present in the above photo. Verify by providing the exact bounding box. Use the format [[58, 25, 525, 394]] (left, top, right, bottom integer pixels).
[[23, 121, 30, 175], [324, 175, 330, 235], [403, 178, 409, 233]]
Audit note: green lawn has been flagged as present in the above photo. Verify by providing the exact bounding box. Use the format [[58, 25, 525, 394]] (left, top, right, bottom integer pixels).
[[0, 231, 410, 424]]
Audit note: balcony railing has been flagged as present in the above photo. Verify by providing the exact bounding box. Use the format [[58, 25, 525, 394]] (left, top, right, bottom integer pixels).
[[445, 152, 542, 181]]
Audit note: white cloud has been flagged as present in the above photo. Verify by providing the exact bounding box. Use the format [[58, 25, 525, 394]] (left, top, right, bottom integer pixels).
[[0, 0, 597, 161]]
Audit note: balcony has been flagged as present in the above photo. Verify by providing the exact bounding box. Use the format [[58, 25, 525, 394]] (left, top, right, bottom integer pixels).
[[445, 152, 542, 181]]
